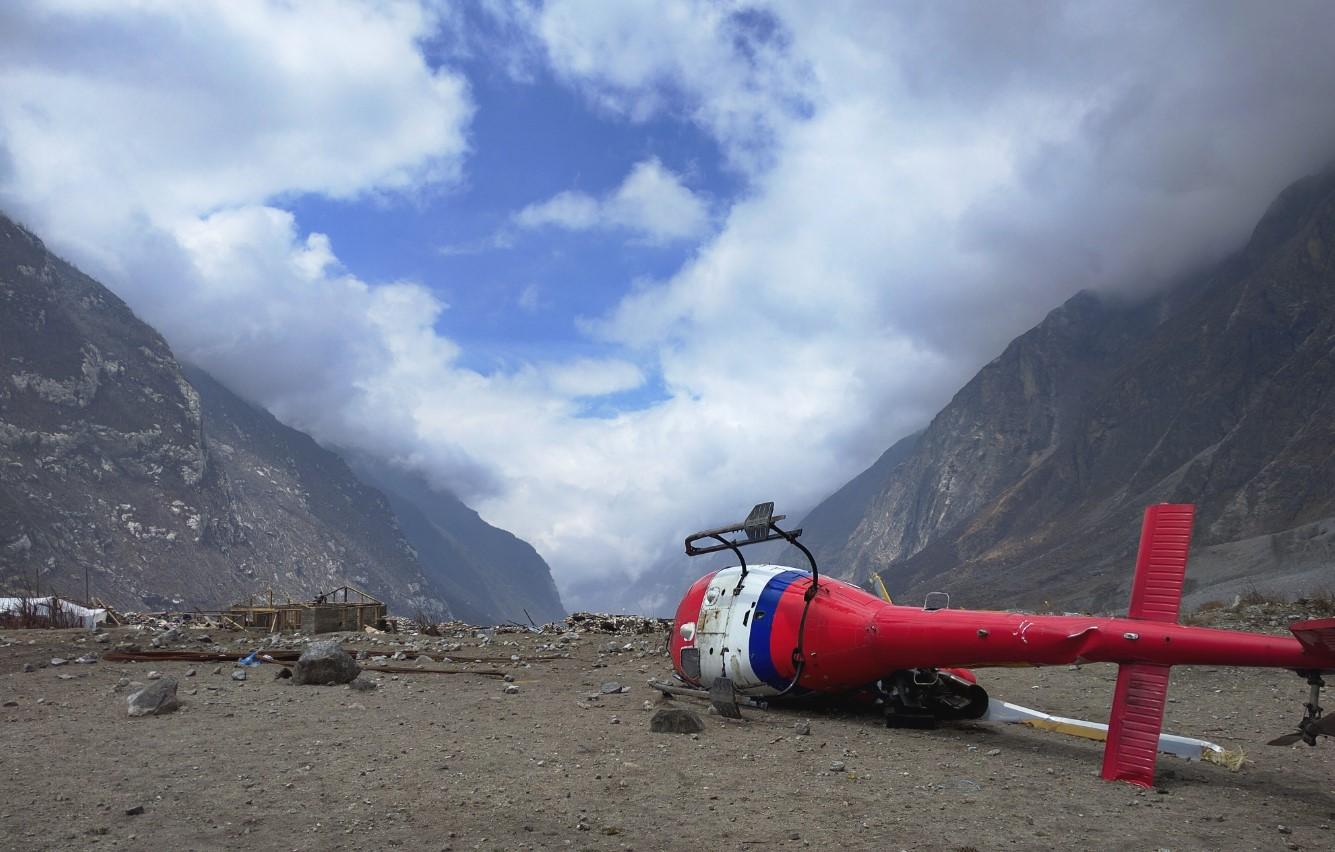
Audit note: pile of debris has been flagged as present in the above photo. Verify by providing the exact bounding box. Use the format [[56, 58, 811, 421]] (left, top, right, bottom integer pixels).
[[1186, 594, 1335, 633], [560, 612, 673, 635]]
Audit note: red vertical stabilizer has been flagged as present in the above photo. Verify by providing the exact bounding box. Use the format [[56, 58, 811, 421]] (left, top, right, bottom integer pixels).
[[1102, 504, 1195, 785], [1102, 662, 1172, 786], [1126, 503, 1195, 623]]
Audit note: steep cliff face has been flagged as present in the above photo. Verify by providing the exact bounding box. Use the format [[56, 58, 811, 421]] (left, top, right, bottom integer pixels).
[[0, 212, 559, 621], [182, 367, 452, 617], [0, 213, 235, 608], [797, 171, 1335, 611], [347, 461, 565, 626]]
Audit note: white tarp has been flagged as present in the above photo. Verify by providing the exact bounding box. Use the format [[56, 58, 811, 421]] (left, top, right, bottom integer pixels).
[[0, 596, 107, 629]]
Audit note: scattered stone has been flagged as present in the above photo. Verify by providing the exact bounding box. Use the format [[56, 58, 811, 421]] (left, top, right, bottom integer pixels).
[[21, 663, 34, 673], [231, 670, 247, 682], [599, 681, 624, 695], [146, 671, 162, 680], [348, 677, 377, 692], [275, 667, 292, 680], [49, 658, 67, 667], [503, 674, 515, 682], [642, 700, 654, 711], [125, 805, 144, 816], [504, 684, 521, 695], [212, 666, 223, 676], [2, 700, 17, 708], [610, 715, 621, 724], [987, 748, 1002, 757], [184, 668, 196, 678], [794, 720, 811, 736], [94, 633, 111, 644], [649, 707, 705, 734], [830, 761, 846, 772], [415, 655, 435, 665], [293, 641, 361, 686], [127, 678, 179, 717]]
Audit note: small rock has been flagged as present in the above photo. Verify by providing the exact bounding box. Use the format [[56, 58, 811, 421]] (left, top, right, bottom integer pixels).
[[211, 666, 223, 676], [642, 700, 653, 711], [794, 720, 811, 736], [146, 671, 162, 680], [415, 655, 435, 665], [125, 805, 144, 816], [610, 715, 621, 724], [649, 707, 705, 734], [49, 658, 67, 667], [987, 748, 1002, 756], [184, 668, 196, 678], [231, 670, 247, 682], [94, 634, 111, 644], [1278, 825, 1292, 835], [348, 677, 377, 691], [21, 663, 34, 673], [503, 674, 515, 682], [127, 678, 179, 717], [830, 761, 846, 772], [74, 654, 98, 664], [599, 681, 624, 695], [504, 684, 521, 695], [275, 667, 292, 679], [2, 700, 17, 708]]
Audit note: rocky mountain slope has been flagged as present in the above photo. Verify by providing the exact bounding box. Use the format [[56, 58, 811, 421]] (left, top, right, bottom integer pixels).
[[793, 170, 1335, 612], [0, 213, 563, 621], [347, 460, 565, 626]]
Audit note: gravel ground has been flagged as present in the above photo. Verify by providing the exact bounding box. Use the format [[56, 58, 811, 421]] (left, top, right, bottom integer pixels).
[[2, 616, 1333, 852]]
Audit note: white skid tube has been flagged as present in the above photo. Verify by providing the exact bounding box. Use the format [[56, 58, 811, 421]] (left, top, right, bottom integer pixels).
[[981, 699, 1245, 771]]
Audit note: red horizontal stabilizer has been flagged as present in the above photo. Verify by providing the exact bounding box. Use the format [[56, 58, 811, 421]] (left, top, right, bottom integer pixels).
[[1127, 504, 1195, 623], [1102, 662, 1172, 787], [1290, 617, 1335, 665]]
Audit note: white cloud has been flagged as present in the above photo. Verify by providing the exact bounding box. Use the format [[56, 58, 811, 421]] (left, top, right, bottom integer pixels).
[[530, 0, 814, 172], [0, 0, 472, 257], [515, 191, 602, 230], [543, 358, 645, 398], [515, 157, 710, 243]]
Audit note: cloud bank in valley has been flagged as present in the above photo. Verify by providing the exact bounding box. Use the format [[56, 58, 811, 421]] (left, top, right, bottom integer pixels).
[[4, 1, 1335, 609]]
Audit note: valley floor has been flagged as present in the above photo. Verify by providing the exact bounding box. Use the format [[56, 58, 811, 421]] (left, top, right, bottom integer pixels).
[[1, 619, 1333, 851]]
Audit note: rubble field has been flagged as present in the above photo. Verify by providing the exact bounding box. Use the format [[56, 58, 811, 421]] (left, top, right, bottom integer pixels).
[[2, 607, 1333, 851]]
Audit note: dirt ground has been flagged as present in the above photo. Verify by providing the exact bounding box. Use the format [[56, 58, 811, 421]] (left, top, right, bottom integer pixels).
[[2, 615, 1333, 852]]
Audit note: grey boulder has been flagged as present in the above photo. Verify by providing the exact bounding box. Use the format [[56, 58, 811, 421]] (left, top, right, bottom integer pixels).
[[292, 641, 361, 685], [127, 678, 179, 717], [649, 707, 705, 734]]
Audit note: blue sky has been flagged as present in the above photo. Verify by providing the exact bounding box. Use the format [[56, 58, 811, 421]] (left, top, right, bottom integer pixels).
[[4, 1, 1335, 609]]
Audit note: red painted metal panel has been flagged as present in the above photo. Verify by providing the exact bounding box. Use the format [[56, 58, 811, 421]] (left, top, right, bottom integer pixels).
[[1290, 617, 1335, 657], [1127, 504, 1196, 623], [1102, 662, 1172, 787]]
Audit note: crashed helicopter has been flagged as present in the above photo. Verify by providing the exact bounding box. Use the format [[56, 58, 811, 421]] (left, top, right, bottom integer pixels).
[[667, 502, 1335, 787]]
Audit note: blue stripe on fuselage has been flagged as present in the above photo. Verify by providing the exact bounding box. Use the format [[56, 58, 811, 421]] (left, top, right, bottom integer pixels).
[[749, 569, 806, 690]]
